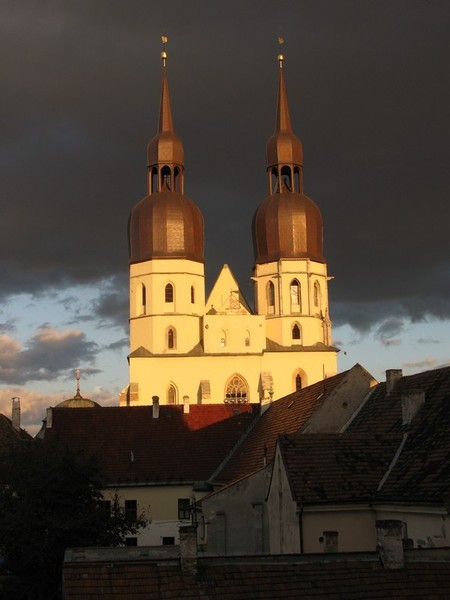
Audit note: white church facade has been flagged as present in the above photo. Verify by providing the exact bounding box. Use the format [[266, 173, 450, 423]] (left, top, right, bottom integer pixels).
[[121, 46, 337, 407]]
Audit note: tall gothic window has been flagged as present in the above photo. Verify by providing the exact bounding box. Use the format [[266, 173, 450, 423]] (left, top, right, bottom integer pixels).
[[167, 328, 176, 349], [292, 323, 301, 340], [314, 281, 321, 309], [295, 374, 302, 391], [167, 385, 176, 404], [267, 281, 275, 307], [165, 283, 174, 303], [290, 279, 301, 312], [224, 374, 249, 403]]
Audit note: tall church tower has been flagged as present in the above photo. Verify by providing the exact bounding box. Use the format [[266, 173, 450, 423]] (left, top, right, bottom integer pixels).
[[126, 42, 206, 405], [252, 49, 333, 363]]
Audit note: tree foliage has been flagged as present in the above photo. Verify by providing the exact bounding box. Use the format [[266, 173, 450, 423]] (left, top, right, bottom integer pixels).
[[0, 438, 147, 599]]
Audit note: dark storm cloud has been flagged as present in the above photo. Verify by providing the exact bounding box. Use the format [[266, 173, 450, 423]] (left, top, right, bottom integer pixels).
[[0, 326, 99, 385], [1, 0, 449, 332]]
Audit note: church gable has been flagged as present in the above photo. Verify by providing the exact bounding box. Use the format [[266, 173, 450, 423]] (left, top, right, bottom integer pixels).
[[206, 265, 252, 316]]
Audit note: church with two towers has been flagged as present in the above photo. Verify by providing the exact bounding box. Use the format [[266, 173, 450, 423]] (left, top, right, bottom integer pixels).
[[121, 44, 337, 408]]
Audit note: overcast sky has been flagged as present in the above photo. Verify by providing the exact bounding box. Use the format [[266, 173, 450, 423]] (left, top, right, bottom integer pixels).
[[1, 0, 449, 433]]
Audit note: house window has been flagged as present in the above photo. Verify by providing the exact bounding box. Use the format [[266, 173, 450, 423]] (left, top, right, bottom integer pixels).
[[292, 324, 301, 340], [165, 283, 174, 303], [162, 536, 175, 546], [125, 537, 137, 547], [225, 374, 249, 403], [125, 500, 137, 521], [178, 498, 191, 520]]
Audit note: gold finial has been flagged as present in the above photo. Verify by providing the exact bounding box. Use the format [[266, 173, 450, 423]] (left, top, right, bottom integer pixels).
[[277, 37, 284, 69], [161, 35, 168, 66]]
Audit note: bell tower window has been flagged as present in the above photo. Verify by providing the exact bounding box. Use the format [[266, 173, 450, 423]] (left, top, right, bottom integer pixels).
[[190, 285, 195, 304], [292, 323, 301, 340]]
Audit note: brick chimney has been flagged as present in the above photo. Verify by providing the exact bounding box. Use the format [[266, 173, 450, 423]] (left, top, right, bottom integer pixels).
[[11, 397, 20, 431], [322, 530, 339, 553], [376, 519, 404, 570], [402, 388, 425, 425], [152, 396, 159, 419], [179, 525, 198, 575], [386, 369, 402, 394]]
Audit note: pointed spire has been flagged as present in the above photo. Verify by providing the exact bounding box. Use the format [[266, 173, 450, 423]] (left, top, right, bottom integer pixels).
[[266, 40, 303, 175], [147, 35, 184, 190], [275, 38, 293, 133], [158, 36, 174, 133]]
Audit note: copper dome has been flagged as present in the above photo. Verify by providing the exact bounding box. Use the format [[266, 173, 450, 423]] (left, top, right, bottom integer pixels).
[[253, 191, 324, 264], [129, 190, 204, 264]]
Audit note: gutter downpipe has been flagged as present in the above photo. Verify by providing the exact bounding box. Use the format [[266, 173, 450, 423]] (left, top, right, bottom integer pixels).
[[298, 503, 304, 554]]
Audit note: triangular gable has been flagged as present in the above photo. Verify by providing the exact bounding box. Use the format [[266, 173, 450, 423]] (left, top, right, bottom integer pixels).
[[205, 264, 252, 315]]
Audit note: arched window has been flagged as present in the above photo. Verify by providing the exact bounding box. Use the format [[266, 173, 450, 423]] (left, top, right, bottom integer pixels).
[[190, 285, 195, 304], [290, 279, 301, 312], [165, 283, 174, 303], [314, 281, 321, 309], [267, 281, 275, 308], [136, 282, 146, 315], [224, 374, 249, 403], [292, 323, 301, 340], [220, 331, 227, 347], [293, 369, 307, 392], [161, 165, 171, 191], [167, 328, 176, 349], [167, 384, 177, 405], [281, 165, 292, 192]]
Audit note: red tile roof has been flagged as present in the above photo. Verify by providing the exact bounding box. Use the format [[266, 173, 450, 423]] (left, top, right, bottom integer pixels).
[[215, 369, 350, 484], [0, 414, 32, 448], [279, 433, 401, 504], [43, 404, 259, 485], [63, 550, 450, 599], [347, 366, 450, 503]]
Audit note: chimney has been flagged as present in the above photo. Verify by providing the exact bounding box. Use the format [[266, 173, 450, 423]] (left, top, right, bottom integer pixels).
[[322, 531, 339, 553], [11, 397, 21, 431], [376, 519, 404, 570], [183, 395, 190, 414], [152, 396, 159, 419], [179, 525, 198, 576], [402, 388, 425, 425], [386, 369, 402, 394]]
